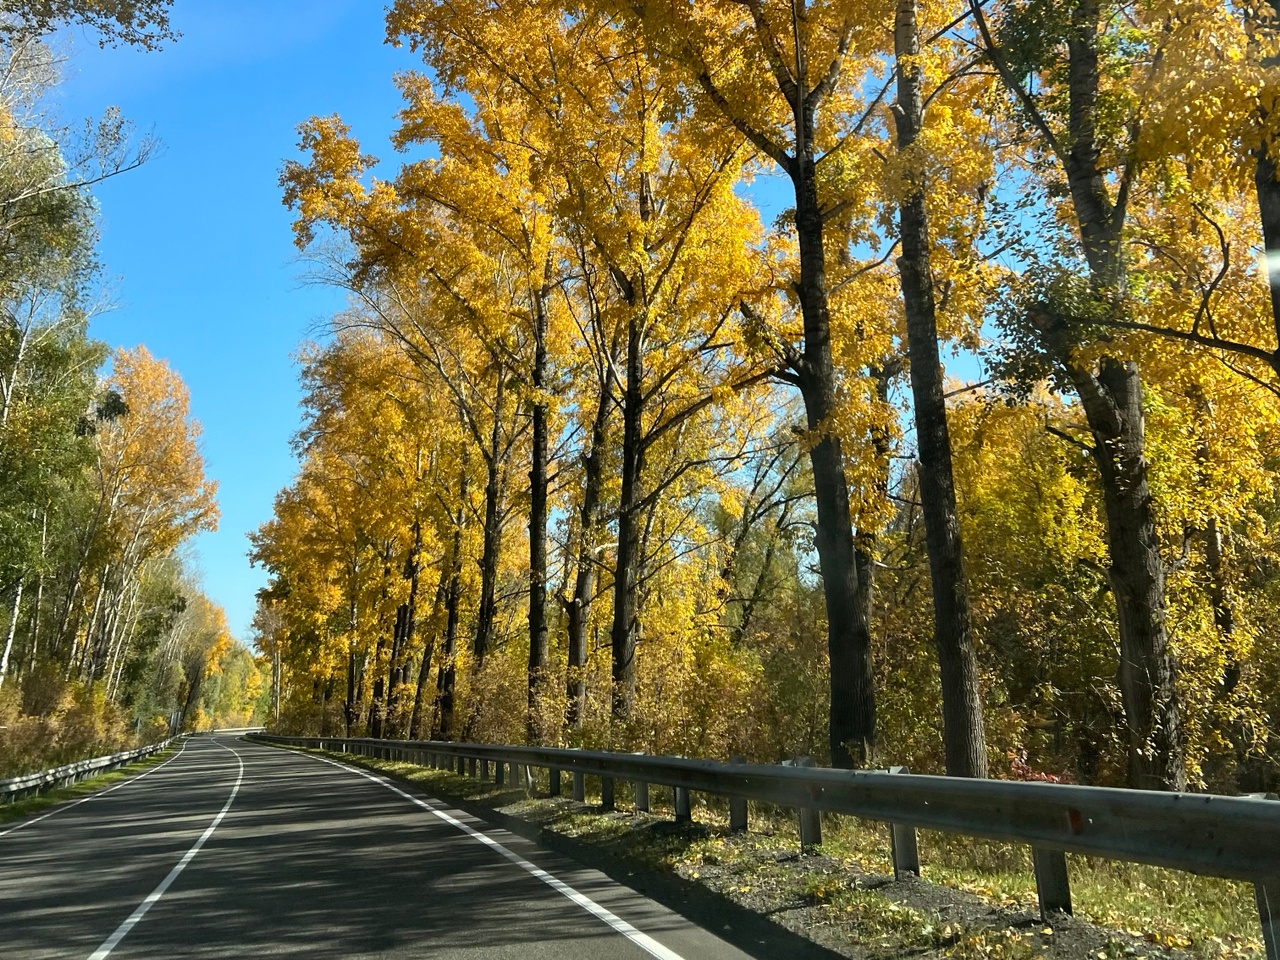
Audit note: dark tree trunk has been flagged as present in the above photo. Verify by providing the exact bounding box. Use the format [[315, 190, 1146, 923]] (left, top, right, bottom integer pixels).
[[1010, 0, 1186, 789], [1204, 517, 1240, 694], [1254, 136, 1280, 375], [385, 604, 408, 737], [386, 520, 422, 739], [367, 544, 394, 739], [792, 152, 877, 768], [566, 379, 609, 727], [610, 312, 644, 721], [475, 377, 504, 667], [527, 287, 550, 742], [1245, 5, 1280, 376], [434, 461, 468, 740], [409, 566, 448, 740], [893, 0, 987, 778], [319, 678, 333, 736], [367, 641, 385, 739], [1071, 357, 1185, 790], [344, 646, 357, 738]]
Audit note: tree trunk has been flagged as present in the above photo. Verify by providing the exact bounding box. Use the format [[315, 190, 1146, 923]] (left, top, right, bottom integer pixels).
[[344, 645, 357, 738], [527, 286, 550, 742], [892, 0, 987, 778], [409, 566, 447, 740], [475, 377, 504, 666], [610, 311, 644, 721], [1023, 0, 1186, 790], [367, 641, 386, 738], [793, 152, 877, 768], [0, 579, 23, 690], [1073, 358, 1185, 790], [367, 544, 394, 738], [435, 461, 468, 739], [26, 511, 46, 677], [386, 521, 422, 738], [1254, 134, 1280, 376], [1204, 517, 1240, 694], [567, 387, 609, 727]]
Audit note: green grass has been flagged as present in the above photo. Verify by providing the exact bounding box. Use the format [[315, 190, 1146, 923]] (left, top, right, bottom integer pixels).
[[0, 746, 178, 827], [295, 748, 1264, 960], [810, 817, 1262, 959]]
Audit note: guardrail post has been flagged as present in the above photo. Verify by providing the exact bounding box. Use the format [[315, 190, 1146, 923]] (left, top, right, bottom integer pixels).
[[1032, 847, 1072, 918], [601, 776, 615, 811], [1258, 878, 1278, 960], [495, 760, 505, 787], [457, 755, 466, 776], [729, 755, 748, 833], [634, 779, 649, 813], [789, 757, 821, 850], [480, 759, 490, 781], [887, 766, 920, 878], [549, 768, 562, 796], [674, 786, 692, 824], [573, 770, 585, 802], [467, 757, 477, 778]]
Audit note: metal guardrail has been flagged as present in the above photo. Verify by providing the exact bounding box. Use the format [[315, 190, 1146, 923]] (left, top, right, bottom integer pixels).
[[0, 737, 177, 803], [254, 733, 1279, 958]]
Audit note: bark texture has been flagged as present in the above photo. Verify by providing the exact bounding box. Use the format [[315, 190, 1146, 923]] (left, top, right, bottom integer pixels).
[[434, 460, 468, 739], [527, 286, 550, 741], [475, 387, 503, 667], [793, 162, 876, 768], [610, 311, 644, 720], [893, 0, 987, 778], [566, 386, 609, 726]]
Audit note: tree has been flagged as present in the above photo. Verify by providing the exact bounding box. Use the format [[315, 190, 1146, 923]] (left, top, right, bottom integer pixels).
[[889, 0, 988, 777], [1, 0, 177, 48], [590, 0, 897, 766], [972, 0, 1192, 788]]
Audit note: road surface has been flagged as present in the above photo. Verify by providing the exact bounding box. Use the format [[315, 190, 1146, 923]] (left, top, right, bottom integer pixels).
[[0, 735, 759, 959]]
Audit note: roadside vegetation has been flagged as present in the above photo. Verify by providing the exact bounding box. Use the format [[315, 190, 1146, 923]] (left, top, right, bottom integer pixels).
[[258, 0, 1280, 808], [0, 2, 263, 776]]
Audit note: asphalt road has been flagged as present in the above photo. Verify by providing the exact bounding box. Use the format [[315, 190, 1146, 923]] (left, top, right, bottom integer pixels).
[[0, 735, 759, 959]]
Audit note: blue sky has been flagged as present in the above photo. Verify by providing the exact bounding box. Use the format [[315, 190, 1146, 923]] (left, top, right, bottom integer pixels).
[[53, 2, 421, 640]]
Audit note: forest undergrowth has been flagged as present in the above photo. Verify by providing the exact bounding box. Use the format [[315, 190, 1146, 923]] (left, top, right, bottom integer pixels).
[[0, 683, 165, 779]]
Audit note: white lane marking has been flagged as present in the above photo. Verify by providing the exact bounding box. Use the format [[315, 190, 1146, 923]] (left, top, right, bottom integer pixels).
[[295, 749, 687, 960], [86, 739, 245, 960], [0, 739, 191, 839]]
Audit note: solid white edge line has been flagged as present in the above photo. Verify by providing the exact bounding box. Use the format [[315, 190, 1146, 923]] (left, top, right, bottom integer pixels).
[[0, 739, 191, 839], [86, 739, 245, 960], [296, 749, 688, 960]]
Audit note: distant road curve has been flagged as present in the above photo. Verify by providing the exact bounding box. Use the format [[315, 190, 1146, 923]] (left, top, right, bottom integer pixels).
[[0, 734, 756, 959]]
